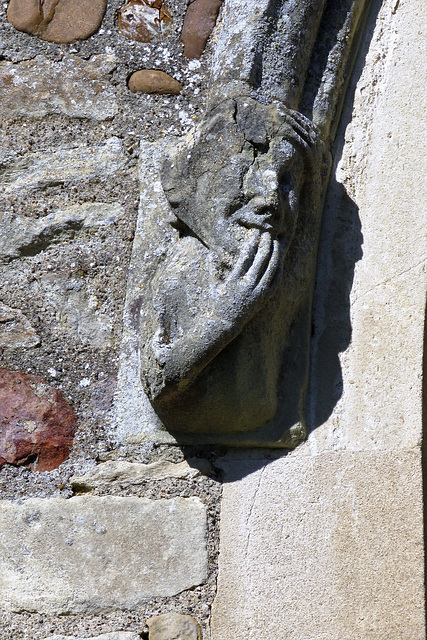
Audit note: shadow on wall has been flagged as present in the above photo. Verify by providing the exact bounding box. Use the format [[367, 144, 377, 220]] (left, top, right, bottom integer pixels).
[[305, 0, 386, 434], [307, 176, 363, 433]]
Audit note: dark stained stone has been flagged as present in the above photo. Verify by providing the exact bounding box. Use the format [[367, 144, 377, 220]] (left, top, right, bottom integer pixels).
[[7, 0, 107, 43], [128, 69, 182, 94], [181, 0, 222, 59], [0, 369, 76, 472], [118, 0, 172, 43]]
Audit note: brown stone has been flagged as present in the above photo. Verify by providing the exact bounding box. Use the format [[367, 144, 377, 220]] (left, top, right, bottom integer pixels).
[[118, 0, 172, 43], [0, 302, 40, 348], [181, 0, 222, 59], [147, 612, 202, 640], [0, 369, 76, 472], [7, 0, 107, 43], [128, 70, 182, 94]]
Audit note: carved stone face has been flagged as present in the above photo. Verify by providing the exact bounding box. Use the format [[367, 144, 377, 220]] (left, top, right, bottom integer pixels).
[[161, 97, 322, 256]]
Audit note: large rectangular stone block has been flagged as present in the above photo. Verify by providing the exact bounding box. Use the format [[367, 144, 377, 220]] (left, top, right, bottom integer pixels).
[[211, 450, 425, 640], [0, 496, 207, 614]]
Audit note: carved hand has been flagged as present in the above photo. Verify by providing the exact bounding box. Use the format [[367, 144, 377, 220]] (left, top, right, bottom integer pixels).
[[146, 228, 284, 403], [214, 228, 283, 324]]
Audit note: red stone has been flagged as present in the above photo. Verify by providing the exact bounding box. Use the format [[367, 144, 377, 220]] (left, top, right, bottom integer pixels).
[[0, 369, 76, 472], [181, 0, 222, 59]]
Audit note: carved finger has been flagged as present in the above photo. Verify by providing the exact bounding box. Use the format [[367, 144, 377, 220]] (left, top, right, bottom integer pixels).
[[257, 237, 282, 293], [245, 232, 274, 287], [229, 228, 260, 279]]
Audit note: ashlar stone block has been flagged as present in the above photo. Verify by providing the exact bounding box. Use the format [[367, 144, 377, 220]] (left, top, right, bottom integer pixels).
[[0, 496, 207, 614], [211, 450, 425, 640], [45, 634, 140, 640]]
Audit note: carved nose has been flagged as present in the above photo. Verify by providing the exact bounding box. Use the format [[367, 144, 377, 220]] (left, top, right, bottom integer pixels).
[[245, 168, 281, 210]]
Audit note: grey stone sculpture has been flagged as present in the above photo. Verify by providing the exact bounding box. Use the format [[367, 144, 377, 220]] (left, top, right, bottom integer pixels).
[[138, 0, 371, 439]]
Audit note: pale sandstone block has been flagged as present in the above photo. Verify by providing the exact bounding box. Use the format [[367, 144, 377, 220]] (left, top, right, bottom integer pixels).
[[0, 55, 117, 120], [45, 634, 140, 640], [0, 496, 207, 614], [147, 612, 202, 640], [211, 450, 425, 640], [1, 138, 130, 195], [71, 459, 208, 490]]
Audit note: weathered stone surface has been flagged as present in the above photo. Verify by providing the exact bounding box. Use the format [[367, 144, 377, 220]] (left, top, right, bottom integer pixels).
[[128, 70, 182, 95], [7, 0, 107, 43], [0, 496, 207, 613], [118, 0, 172, 42], [181, 0, 222, 59], [1, 137, 130, 196], [147, 612, 202, 640], [71, 459, 208, 490], [35, 271, 114, 348], [111, 135, 318, 446], [0, 55, 117, 120], [45, 634, 140, 640], [0, 302, 40, 348], [211, 450, 425, 640], [0, 203, 122, 261], [0, 369, 76, 472], [138, 98, 329, 438]]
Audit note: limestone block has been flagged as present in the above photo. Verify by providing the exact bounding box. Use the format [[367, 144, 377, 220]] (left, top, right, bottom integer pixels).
[[1, 138, 130, 195], [45, 634, 140, 640], [211, 450, 425, 640], [71, 459, 208, 490], [0, 203, 122, 261], [0, 55, 117, 120], [0, 496, 207, 614], [147, 612, 202, 640]]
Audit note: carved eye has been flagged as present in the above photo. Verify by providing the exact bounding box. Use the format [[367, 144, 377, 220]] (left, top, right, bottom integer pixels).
[[279, 171, 292, 198]]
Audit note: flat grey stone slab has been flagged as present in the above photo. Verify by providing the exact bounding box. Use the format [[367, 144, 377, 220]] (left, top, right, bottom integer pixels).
[[0, 55, 117, 121], [45, 634, 140, 640], [0, 496, 207, 614], [70, 459, 208, 490], [1, 137, 129, 195], [0, 202, 122, 261]]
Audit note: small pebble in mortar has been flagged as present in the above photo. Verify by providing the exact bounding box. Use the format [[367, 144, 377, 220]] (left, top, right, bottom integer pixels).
[[128, 69, 182, 94]]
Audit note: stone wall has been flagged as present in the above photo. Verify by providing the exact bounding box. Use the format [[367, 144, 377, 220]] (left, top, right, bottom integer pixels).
[[0, 0, 425, 638], [0, 0, 221, 637]]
